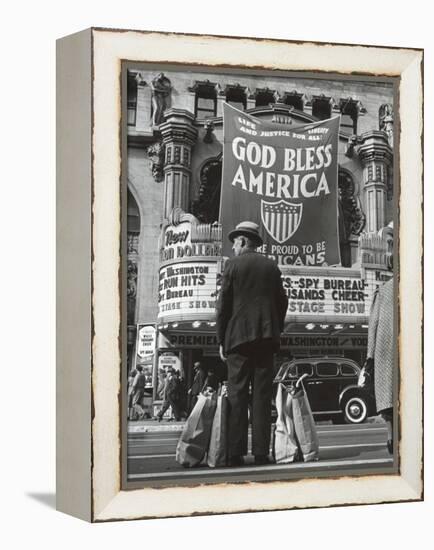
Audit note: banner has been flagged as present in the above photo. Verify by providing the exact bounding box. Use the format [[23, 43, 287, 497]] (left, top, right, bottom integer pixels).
[[220, 103, 341, 266]]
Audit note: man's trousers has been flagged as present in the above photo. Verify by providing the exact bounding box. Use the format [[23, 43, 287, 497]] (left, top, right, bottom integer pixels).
[[226, 342, 274, 457]]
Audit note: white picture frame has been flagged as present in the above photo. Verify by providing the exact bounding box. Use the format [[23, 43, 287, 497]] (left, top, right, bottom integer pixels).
[[56, 28, 423, 522]]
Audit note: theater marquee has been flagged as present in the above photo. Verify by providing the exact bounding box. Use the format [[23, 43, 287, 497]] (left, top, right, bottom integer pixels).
[[281, 266, 380, 324], [158, 261, 219, 321]]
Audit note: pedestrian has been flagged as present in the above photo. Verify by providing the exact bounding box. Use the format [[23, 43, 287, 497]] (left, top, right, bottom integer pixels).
[[157, 368, 183, 421], [216, 221, 288, 466], [173, 370, 187, 419], [131, 365, 147, 420], [366, 253, 394, 454], [188, 361, 207, 412], [157, 368, 166, 399]]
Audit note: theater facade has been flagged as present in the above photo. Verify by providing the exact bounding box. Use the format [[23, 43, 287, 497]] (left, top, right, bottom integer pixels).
[[125, 66, 395, 415]]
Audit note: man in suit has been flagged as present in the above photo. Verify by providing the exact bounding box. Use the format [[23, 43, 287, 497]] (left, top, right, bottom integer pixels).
[[216, 221, 288, 466]]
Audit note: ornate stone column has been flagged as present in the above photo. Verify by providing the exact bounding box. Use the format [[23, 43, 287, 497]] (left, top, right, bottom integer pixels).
[[160, 109, 198, 219], [358, 131, 393, 233]]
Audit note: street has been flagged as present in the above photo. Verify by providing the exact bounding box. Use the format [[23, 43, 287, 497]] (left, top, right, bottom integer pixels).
[[127, 421, 394, 483]]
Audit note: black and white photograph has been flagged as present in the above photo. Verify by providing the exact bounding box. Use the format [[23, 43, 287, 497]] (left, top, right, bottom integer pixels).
[[124, 63, 398, 485], [3, 0, 430, 539]]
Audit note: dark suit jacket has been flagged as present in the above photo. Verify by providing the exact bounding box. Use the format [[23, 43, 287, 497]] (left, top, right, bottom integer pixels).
[[216, 251, 288, 354]]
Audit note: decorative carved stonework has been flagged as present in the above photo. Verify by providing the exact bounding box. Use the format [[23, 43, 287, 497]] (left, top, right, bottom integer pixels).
[[182, 147, 190, 167], [345, 135, 362, 158], [379, 103, 394, 147], [135, 72, 147, 86], [127, 260, 138, 325], [339, 171, 366, 237], [151, 73, 172, 126], [127, 261, 138, 299], [359, 225, 394, 278], [203, 120, 215, 143], [146, 142, 165, 182], [174, 146, 181, 164], [160, 109, 198, 218], [127, 233, 139, 254]]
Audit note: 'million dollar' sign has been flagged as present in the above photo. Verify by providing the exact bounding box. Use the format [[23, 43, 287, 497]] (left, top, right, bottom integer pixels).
[[220, 103, 341, 266]]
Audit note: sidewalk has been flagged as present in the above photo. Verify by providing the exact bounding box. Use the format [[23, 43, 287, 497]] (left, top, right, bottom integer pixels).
[[128, 419, 185, 433], [128, 415, 385, 434]]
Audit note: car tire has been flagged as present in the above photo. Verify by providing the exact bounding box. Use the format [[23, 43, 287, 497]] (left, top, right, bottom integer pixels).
[[343, 395, 368, 424]]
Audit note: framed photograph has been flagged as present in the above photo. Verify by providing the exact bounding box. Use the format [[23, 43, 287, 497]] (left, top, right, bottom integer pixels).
[[56, 28, 423, 522]]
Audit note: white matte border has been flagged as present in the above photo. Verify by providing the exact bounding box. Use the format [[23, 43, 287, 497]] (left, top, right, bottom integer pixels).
[[92, 29, 423, 521]]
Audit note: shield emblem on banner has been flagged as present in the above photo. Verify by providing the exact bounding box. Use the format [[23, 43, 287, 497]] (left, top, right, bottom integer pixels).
[[261, 200, 303, 244]]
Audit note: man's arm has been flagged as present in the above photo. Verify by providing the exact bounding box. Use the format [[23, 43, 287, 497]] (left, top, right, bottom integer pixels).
[[215, 260, 234, 349], [275, 266, 288, 332]]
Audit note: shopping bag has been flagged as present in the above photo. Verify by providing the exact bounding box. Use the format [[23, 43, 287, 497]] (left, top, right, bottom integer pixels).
[[292, 383, 319, 462], [274, 383, 299, 464], [207, 384, 228, 468], [176, 388, 217, 467]]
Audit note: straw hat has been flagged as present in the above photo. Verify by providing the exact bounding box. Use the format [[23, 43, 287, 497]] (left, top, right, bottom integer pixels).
[[228, 221, 263, 246]]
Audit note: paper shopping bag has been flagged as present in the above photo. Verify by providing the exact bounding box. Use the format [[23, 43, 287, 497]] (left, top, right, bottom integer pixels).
[[176, 389, 217, 467], [292, 386, 319, 462], [274, 383, 299, 464], [207, 384, 228, 468]]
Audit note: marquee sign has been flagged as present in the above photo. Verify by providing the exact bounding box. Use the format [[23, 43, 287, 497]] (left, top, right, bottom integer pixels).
[[158, 261, 218, 321], [160, 220, 221, 264], [158, 332, 368, 350], [280, 267, 385, 323]]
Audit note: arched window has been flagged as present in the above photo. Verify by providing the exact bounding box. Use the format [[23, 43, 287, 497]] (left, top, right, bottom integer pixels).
[[192, 158, 222, 224]]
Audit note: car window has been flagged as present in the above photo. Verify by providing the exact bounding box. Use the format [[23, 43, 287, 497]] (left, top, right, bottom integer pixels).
[[341, 363, 358, 376], [296, 363, 313, 377], [317, 362, 339, 376]]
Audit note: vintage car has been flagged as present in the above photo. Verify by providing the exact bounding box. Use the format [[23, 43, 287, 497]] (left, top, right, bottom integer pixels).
[[272, 356, 375, 424]]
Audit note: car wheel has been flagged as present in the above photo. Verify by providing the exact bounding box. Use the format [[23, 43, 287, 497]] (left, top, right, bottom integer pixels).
[[343, 395, 368, 424]]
